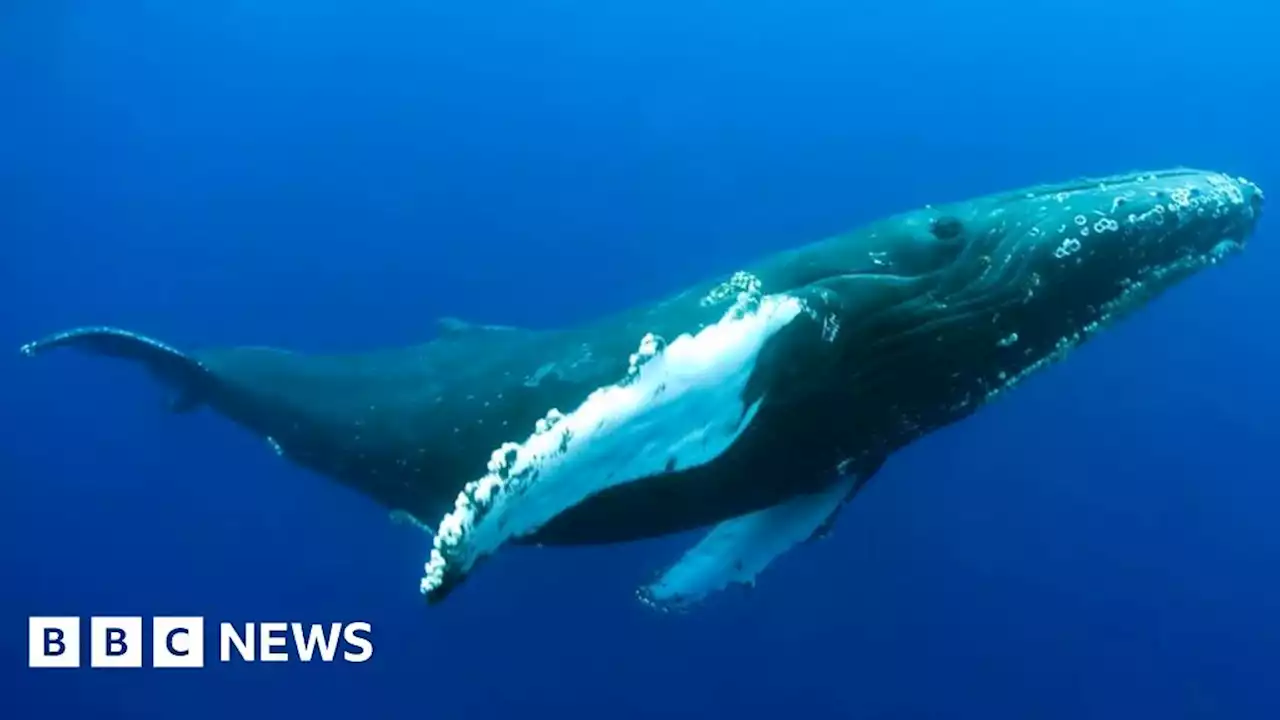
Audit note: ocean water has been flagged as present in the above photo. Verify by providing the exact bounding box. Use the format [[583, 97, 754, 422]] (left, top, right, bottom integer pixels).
[[3, 1, 1278, 717]]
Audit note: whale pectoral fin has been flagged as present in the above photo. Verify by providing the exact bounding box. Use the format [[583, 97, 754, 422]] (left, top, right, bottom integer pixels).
[[637, 467, 874, 612], [419, 293, 812, 603], [20, 326, 214, 409]]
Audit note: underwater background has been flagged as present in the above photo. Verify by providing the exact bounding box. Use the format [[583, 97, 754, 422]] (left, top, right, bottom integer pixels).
[[3, 1, 1279, 717]]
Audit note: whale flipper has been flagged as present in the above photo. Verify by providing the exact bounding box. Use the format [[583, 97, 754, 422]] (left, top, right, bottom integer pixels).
[[420, 290, 819, 602], [637, 464, 873, 611], [19, 326, 214, 410]]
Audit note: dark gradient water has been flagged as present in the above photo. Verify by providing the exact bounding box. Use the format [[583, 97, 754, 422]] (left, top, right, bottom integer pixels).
[[3, 1, 1279, 717]]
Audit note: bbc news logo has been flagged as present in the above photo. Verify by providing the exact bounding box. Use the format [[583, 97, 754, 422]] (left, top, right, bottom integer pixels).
[[28, 617, 373, 668]]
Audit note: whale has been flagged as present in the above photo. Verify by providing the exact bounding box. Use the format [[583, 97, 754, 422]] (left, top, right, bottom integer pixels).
[[21, 168, 1264, 610]]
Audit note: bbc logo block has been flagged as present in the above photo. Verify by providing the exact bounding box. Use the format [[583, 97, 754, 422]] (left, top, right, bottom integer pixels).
[[90, 616, 143, 667], [152, 616, 204, 668], [28, 617, 80, 668], [29, 616, 205, 669], [28, 617, 372, 668]]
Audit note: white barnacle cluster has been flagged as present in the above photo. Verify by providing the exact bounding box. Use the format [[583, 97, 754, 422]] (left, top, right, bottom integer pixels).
[[1207, 173, 1245, 206], [424, 442, 534, 593], [628, 333, 664, 378], [535, 408, 565, 434], [1127, 174, 1251, 235], [1169, 186, 1193, 210], [724, 276, 765, 320], [435, 401, 611, 595], [424, 407, 570, 593], [700, 270, 762, 308], [484, 442, 521, 479]]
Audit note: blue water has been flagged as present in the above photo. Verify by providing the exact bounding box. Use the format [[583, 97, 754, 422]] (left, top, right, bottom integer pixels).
[[4, 1, 1279, 717]]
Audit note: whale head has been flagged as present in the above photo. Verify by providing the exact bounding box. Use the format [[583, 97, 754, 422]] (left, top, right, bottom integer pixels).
[[809, 168, 1264, 451], [952, 169, 1263, 342]]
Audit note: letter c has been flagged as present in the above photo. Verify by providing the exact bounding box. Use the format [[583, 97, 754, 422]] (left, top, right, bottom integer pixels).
[[166, 628, 189, 657]]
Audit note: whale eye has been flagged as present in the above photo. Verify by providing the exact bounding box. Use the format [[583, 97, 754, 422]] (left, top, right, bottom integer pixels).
[[930, 216, 964, 241]]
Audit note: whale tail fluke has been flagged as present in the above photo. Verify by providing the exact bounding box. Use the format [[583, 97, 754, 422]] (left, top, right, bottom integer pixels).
[[19, 326, 215, 411]]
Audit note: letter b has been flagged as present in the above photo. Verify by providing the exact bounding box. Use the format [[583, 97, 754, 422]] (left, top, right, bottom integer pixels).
[[91, 617, 142, 668], [28, 617, 80, 668], [47, 628, 67, 656], [106, 628, 127, 656]]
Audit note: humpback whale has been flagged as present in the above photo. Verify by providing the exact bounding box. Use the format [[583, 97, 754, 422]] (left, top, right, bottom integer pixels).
[[21, 168, 1264, 611]]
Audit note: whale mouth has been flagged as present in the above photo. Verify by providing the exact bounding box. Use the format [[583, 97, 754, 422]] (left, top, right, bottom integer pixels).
[[420, 286, 809, 603]]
